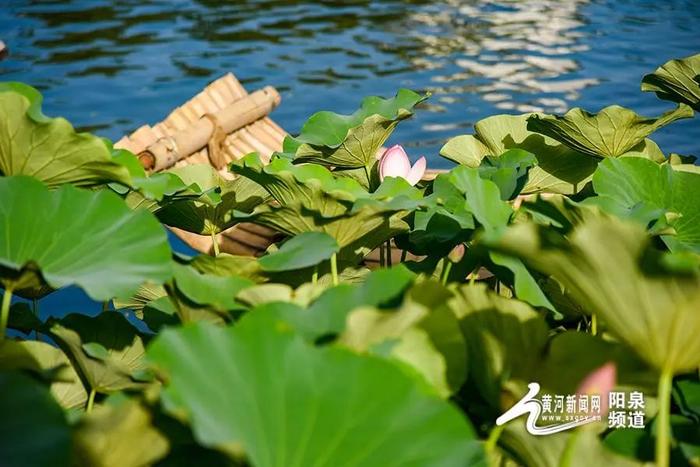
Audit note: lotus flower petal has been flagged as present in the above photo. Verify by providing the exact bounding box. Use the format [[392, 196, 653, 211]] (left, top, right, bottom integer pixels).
[[379, 145, 411, 180], [576, 362, 616, 414], [406, 156, 427, 186]]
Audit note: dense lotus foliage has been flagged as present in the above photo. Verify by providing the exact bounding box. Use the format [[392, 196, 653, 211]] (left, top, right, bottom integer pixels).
[[1, 53, 700, 467]]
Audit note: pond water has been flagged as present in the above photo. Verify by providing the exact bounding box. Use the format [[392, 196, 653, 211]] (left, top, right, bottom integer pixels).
[[1, 0, 699, 316]]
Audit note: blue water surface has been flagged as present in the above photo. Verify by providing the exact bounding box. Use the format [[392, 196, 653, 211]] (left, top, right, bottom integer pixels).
[[1, 0, 699, 317]]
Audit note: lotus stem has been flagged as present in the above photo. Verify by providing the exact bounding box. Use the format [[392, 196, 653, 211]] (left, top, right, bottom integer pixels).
[[656, 368, 673, 467], [379, 243, 385, 268], [485, 423, 504, 454], [386, 240, 393, 267], [591, 314, 598, 336], [330, 253, 339, 286], [312, 267, 318, 285], [441, 261, 453, 285], [211, 231, 220, 256], [0, 288, 12, 342], [86, 388, 96, 413], [400, 249, 407, 263]]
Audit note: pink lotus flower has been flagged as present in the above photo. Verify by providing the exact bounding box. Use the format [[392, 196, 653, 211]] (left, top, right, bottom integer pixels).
[[378, 145, 426, 186], [576, 362, 617, 415]]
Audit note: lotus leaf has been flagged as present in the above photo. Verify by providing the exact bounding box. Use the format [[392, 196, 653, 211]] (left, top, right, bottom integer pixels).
[[148, 311, 483, 466], [72, 397, 169, 467], [156, 164, 268, 235], [492, 212, 700, 374], [0, 82, 131, 188], [642, 53, 700, 110], [527, 104, 693, 159], [0, 339, 87, 409], [286, 89, 427, 170], [231, 154, 418, 260], [590, 156, 700, 253], [440, 113, 598, 194], [0, 371, 71, 467], [0, 176, 171, 300], [49, 312, 149, 394], [258, 232, 339, 272]]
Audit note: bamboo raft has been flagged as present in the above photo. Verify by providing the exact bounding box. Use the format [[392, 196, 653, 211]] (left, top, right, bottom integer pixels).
[[115, 73, 439, 265]]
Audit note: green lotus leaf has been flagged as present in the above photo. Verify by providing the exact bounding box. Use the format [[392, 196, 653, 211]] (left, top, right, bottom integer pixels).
[[0, 82, 131, 188], [259, 232, 339, 272], [171, 260, 253, 313], [112, 282, 167, 317], [72, 397, 169, 467], [231, 154, 416, 260], [0, 176, 171, 300], [642, 53, 700, 110], [0, 371, 71, 467], [49, 312, 149, 394], [147, 310, 483, 466], [443, 166, 555, 310], [590, 156, 700, 253], [500, 422, 642, 467], [156, 164, 268, 235], [527, 104, 693, 159], [477, 148, 537, 200], [675, 379, 700, 421], [492, 212, 700, 373], [440, 113, 598, 194], [447, 283, 549, 409], [286, 88, 427, 169], [0, 340, 87, 409], [188, 253, 265, 282], [340, 280, 467, 397]]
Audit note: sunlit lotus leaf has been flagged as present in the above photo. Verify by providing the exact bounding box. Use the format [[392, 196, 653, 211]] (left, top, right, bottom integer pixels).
[[156, 164, 268, 235], [171, 261, 253, 313], [0, 340, 87, 409], [0, 82, 131, 188], [642, 53, 700, 110], [231, 154, 418, 260], [492, 212, 700, 373], [148, 311, 483, 466], [589, 156, 700, 253], [72, 397, 169, 467], [0, 371, 71, 467], [340, 280, 467, 397], [440, 113, 598, 194], [446, 166, 555, 310], [500, 422, 642, 467], [259, 232, 339, 272], [477, 148, 537, 200], [188, 252, 265, 282], [0, 176, 171, 300], [527, 104, 693, 159], [447, 283, 549, 409], [49, 312, 149, 393], [285, 89, 427, 169], [112, 282, 167, 317]]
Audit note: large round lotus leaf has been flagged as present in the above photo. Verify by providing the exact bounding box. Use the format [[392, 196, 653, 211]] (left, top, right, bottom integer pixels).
[[0, 176, 171, 299], [148, 312, 483, 467], [0, 371, 71, 467], [0, 82, 131, 188]]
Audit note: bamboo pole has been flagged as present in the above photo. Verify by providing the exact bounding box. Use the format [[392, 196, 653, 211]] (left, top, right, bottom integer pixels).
[[138, 86, 281, 171]]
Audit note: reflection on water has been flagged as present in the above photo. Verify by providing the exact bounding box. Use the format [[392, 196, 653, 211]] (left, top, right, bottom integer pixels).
[[1, 0, 699, 163]]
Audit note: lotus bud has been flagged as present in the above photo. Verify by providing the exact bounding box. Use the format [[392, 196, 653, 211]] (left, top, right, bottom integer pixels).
[[448, 243, 465, 263], [379, 145, 426, 186], [576, 362, 617, 415]]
